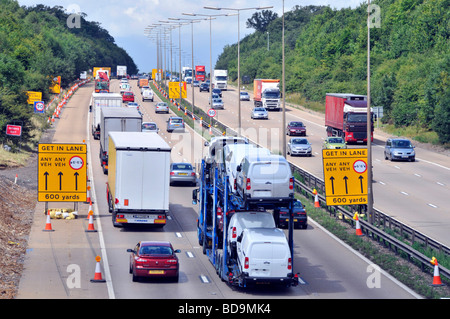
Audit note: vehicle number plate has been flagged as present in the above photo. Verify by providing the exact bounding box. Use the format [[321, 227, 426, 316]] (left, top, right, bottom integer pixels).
[[149, 270, 164, 274], [178, 173, 188, 175]]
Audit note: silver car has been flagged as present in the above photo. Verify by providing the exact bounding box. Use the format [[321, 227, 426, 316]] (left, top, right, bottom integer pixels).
[[170, 162, 196, 186], [384, 138, 415, 162], [287, 137, 312, 157], [155, 102, 169, 113], [251, 107, 268, 120], [211, 98, 224, 109], [141, 122, 158, 133], [240, 91, 250, 101], [166, 116, 185, 132]]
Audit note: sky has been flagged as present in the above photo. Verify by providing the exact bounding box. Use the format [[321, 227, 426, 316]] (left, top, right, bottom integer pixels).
[[16, 0, 366, 74]]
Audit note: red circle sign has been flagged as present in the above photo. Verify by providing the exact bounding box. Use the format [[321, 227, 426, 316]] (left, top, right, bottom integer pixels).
[[69, 156, 84, 170], [207, 108, 216, 117], [353, 160, 367, 174]]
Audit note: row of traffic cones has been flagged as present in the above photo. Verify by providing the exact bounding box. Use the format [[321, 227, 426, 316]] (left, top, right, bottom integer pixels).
[[42, 203, 97, 232], [42, 206, 104, 282]]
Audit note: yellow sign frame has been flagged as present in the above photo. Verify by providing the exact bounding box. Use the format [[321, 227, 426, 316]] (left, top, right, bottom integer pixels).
[[38, 143, 87, 202], [322, 148, 368, 206]]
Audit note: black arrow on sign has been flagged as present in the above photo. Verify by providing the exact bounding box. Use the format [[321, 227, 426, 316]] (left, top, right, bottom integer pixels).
[[359, 175, 364, 193], [329, 176, 335, 194], [58, 172, 63, 190], [44, 172, 49, 190], [343, 176, 349, 194], [74, 172, 79, 190]]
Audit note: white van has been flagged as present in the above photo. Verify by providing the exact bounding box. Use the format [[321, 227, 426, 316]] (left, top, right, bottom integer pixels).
[[236, 154, 294, 205], [142, 89, 154, 102], [236, 228, 293, 286], [204, 136, 248, 165], [227, 211, 275, 259], [223, 144, 271, 193]]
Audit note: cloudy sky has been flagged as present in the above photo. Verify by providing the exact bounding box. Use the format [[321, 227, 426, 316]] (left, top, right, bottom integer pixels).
[[17, 0, 366, 74]]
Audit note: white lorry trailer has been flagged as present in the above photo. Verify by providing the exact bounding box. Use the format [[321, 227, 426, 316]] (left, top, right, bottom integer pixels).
[[117, 65, 127, 79], [106, 131, 171, 227], [90, 93, 122, 140], [99, 107, 142, 174]]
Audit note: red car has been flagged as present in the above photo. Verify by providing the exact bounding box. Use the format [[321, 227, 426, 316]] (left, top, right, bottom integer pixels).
[[286, 121, 307, 136], [122, 91, 135, 103], [127, 241, 180, 282]]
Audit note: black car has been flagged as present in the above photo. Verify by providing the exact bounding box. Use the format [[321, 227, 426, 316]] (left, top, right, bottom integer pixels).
[[277, 199, 307, 229], [199, 83, 209, 92], [212, 88, 222, 97]]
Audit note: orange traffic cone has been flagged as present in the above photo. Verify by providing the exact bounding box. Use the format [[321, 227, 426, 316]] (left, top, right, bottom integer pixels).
[[90, 256, 106, 282], [353, 213, 363, 236], [430, 257, 444, 286], [43, 210, 54, 232], [313, 189, 320, 208], [86, 202, 93, 220], [85, 185, 91, 203], [86, 214, 97, 232]]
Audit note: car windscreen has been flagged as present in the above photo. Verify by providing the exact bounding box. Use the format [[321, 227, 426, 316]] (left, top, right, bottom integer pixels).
[[392, 140, 412, 148], [292, 139, 307, 145], [140, 245, 173, 255], [170, 118, 183, 124], [173, 164, 192, 170]]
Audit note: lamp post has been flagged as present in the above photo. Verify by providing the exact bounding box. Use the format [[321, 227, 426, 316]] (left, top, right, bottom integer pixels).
[[205, 6, 273, 137], [160, 20, 188, 107], [183, 12, 235, 132], [169, 17, 203, 118], [282, 0, 286, 157]]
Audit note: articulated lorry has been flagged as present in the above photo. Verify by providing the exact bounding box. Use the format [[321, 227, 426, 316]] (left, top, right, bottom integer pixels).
[[182, 67, 193, 82], [90, 93, 122, 140], [107, 131, 171, 227], [253, 79, 281, 111], [325, 93, 373, 144], [99, 107, 142, 174], [93, 67, 111, 93], [192, 136, 298, 288], [213, 70, 228, 90], [195, 65, 206, 82], [117, 65, 127, 79]]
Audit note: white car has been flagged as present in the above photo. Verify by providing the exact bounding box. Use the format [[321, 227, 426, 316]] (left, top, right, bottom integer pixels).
[[251, 107, 268, 119], [240, 91, 250, 101], [155, 102, 169, 113], [211, 98, 224, 109]]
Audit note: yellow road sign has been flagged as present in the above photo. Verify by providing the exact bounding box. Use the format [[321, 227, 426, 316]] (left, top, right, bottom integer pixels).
[[322, 148, 368, 206], [38, 143, 87, 202], [169, 81, 187, 99]]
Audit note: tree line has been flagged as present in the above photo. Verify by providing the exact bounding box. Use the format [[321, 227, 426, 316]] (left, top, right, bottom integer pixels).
[[215, 0, 449, 144], [0, 0, 138, 145]]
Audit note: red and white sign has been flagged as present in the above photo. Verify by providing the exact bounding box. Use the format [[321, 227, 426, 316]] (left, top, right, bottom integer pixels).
[[207, 108, 216, 118], [6, 125, 22, 136]]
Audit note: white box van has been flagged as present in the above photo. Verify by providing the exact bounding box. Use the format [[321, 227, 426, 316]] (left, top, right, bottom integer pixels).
[[223, 144, 271, 193], [236, 228, 293, 285], [227, 211, 275, 259], [236, 154, 294, 205], [142, 89, 154, 102]]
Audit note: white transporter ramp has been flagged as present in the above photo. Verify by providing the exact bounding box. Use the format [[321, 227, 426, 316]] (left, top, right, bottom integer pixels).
[[107, 131, 171, 227]]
